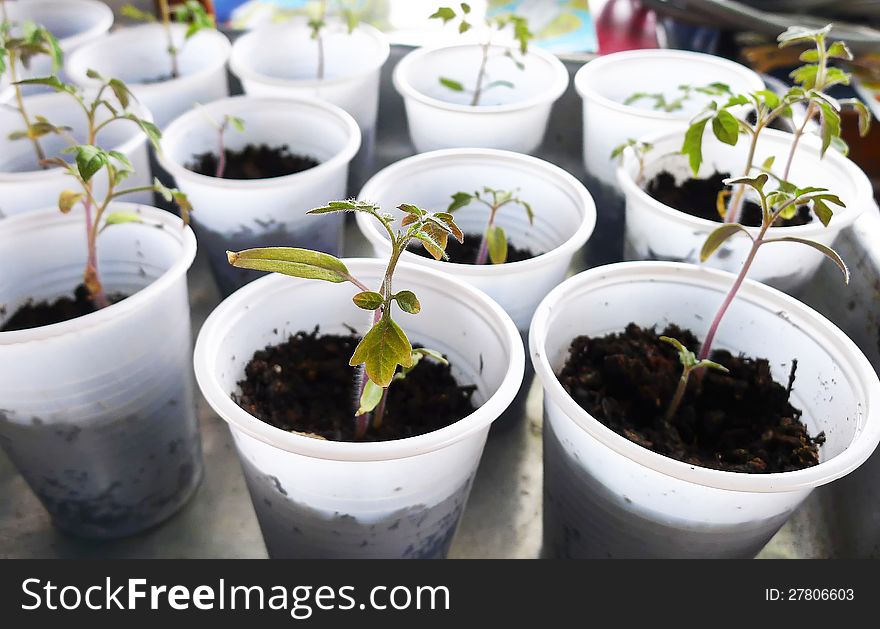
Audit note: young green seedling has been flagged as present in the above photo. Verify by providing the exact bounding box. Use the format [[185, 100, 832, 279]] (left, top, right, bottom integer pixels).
[[659, 336, 728, 421], [122, 0, 215, 79], [0, 20, 62, 166], [446, 187, 532, 265], [195, 104, 245, 178], [308, 0, 359, 80], [430, 4, 533, 107], [227, 199, 465, 439], [625, 82, 731, 113], [611, 138, 654, 185], [682, 25, 870, 224], [18, 72, 192, 308], [697, 173, 848, 362]]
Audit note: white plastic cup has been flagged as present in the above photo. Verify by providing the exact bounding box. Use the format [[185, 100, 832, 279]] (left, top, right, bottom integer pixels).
[[575, 50, 765, 188], [6, 0, 113, 89], [157, 95, 361, 296], [393, 44, 569, 154], [0, 203, 201, 539], [357, 148, 596, 331], [0, 90, 152, 218], [194, 259, 524, 558], [65, 23, 231, 128], [530, 261, 880, 558], [617, 128, 875, 293]]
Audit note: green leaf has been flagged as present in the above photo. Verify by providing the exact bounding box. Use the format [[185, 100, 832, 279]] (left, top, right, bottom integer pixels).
[[58, 190, 84, 214], [761, 155, 776, 171], [816, 99, 841, 157], [394, 290, 421, 314], [356, 379, 384, 416], [447, 192, 473, 212], [459, 21, 471, 34], [778, 24, 832, 47], [103, 210, 144, 227], [461, 2, 471, 13], [799, 49, 820, 62], [352, 291, 384, 311], [811, 198, 834, 226], [228, 116, 246, 133], [121, 4, 157, 22], [349, 316, 414, 388], [415, 230, 447, 261], [659, 335, 695, 368], [700, 223, 753, 262], [711, 109, 740, 146], [439, 77, 465, 92], [682, 116, 710, 175], [226, 247, 350, 283], [724, 173, 769, 193], [840, 98, 872, 137], [429, 7, 456, 23], [764, 237, 849, 283], [487, 225, 507, 264], [109, 78, 133, 110], [694, 359, 729, 373], [828, 41, 853, 60], [68, 145, 107, 182], [790, 64, 819, 89]]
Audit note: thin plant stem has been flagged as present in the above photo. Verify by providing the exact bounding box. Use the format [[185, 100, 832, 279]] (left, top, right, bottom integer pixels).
[[475, 204, 499, 265], [316, 0, 327, 80], [470, 38, 491, 107], [9, 56, 48, 167], [215, 124, 227, 178], [725, 126, 760, 224], [372, 389, 389, 430], [665, 371, 690, 422], [159, 0, 180, 79]]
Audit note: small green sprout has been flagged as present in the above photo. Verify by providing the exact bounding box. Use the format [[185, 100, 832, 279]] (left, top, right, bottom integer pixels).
[[660, 336, 728, 421], [0, 19, 62, 166], [227, 199, 464, 439], [681, 25, 871, 224], [196, 104, 245, 179], [309, 0, 360, 80], [625, 82, 732, 113], [20, 71, 192, 308], [611, 138, 653, 185], [122, 0, 215, 80], [697, 173, 848, 362], [446, 187, 532, 265], [430, 4, 533, 106]]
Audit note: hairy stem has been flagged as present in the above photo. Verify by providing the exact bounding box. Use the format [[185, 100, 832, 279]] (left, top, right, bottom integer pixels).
[[725, 125, 760, 224], [9, 56, 48, 168], [475, 204, 499, 265], [159, 0, 180, 79], [783, 41, 826, 181]]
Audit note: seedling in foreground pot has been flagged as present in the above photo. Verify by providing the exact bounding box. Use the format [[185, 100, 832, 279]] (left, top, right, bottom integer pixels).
[[122, 0, 215, 80], [308, 0, 360, 80], [196, 104, 245, 179], [681, 25, 871, 224], [611, 138, 653, 186], [697, 173, 848, 362], [446, 187, 532, 264], [659, 336, 728, 420], [625, 82, 732, 113], [227, 199, 464, 439], [18, 71, 192, 309], [0, 19, 62, 166], [430, 4, 533, 106]]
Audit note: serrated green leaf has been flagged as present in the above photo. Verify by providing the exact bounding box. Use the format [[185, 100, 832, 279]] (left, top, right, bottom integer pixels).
[[227, 247, 350, 283], [350, 316, 414, 388], [700, 223, 752, 262], [69, 145, 107, 182], [353, 291, 384, 311], [394, 290, 420, 314]]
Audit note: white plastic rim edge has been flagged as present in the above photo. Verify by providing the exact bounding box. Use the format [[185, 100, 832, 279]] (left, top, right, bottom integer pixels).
[[529, 260, 880, 493], [193, 258, 526, 463]]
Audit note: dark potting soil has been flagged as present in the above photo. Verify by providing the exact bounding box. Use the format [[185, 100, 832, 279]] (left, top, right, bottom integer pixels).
[[1, 284, 125, 332], [557, 323, 824, 473], [234, 328, 477, 442], [187, 144, 319, 180], [408, 232, 537, 264], [646, 171, 814, 228]]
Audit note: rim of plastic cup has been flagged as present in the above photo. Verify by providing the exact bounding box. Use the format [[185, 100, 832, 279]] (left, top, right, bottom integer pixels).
[[392, 43, 569, 115], [66, 23, 231, 90], [193, 258, 526, 463], [615, 127, 875, 237], [229, 20, 391, 89], [0, 90, 151, 182], [0, 203, 197, 344], [9, 0, 113, 51], [157, 94, 361, 190], [356, 148, 596, 276], [529, 261, 880, 493], [574, 49, 765, 121]]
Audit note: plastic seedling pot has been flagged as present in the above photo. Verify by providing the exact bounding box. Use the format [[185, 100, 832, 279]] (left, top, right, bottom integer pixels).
[[157, 95, 361, 296], [229, 18, 389, 183], [0, 90, 152, 218], [6, 0, 113, 89], [617, 128, 875, 294], [575, 49, 764, 188], [0, 203, 201, 539], [193, 259, 524, 558], [393, 44, 568, 154], [65, 23, 231, 128], [530, 261, 880, 559], [356, 148, 596, 331]]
